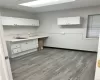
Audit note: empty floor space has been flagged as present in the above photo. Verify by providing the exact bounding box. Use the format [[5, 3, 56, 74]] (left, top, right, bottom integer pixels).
[[10, 48, 97, 80]]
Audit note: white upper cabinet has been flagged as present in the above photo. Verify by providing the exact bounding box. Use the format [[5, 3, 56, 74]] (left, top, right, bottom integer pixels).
[[1, 16, 39, 26], [57, 16, 81, 25]]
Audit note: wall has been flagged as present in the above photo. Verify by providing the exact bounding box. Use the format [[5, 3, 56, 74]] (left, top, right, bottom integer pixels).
[[36, 6, 100, 52], [0, 8, 37, 39]]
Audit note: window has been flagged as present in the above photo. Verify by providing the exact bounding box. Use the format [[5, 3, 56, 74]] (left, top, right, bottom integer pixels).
[[87, 14, 100, 38]]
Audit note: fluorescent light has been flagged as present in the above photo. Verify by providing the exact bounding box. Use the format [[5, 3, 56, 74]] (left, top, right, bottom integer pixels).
[[19, 0, 75, 8]]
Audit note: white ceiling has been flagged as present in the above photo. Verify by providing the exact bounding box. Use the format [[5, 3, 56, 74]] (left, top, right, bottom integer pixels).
[[0, 0, 100, 13]]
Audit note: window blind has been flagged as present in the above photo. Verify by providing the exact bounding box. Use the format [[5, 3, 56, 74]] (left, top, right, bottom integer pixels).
[[87, 15, 100, 38]]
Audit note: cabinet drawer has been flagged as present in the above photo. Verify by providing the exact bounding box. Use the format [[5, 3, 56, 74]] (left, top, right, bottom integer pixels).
[[12, 48, 21, 54], [11, 44, 20, 49]]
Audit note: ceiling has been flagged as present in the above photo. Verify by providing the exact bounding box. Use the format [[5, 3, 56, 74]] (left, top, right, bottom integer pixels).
[[0, 0, 100, 13]]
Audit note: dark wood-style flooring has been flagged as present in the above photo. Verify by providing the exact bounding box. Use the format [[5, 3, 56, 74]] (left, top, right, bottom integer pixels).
[[10, 48, 97, 80]]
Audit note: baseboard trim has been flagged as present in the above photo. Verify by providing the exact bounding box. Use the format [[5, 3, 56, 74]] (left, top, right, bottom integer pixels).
[[44, 46, 97, 53]]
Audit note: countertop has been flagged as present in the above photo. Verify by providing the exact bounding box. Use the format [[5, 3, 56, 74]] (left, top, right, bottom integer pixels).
[[6, 35, 48, 42]]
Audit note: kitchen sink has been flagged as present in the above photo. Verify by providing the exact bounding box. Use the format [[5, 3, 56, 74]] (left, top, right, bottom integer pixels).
[[14, 37, 27, 39]]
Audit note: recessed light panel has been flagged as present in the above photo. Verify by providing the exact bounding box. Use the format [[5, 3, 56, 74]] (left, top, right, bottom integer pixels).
[[19, 0, 75, 7]]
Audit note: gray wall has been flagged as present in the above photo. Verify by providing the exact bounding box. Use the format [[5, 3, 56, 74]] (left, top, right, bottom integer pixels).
[[36, 6, 99, 51], [0, 8, 37, 39]]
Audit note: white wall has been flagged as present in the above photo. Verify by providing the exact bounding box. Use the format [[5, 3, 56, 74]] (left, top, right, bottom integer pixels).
[[0, 8, 36, 19], [0, 8, 38, 39], [36, 6, 100, 52], [0, 6, 99, 51]]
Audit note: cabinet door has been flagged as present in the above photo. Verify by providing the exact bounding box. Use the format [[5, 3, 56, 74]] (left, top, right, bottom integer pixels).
[[34, 20, 39, 26], [1, 17, 16, 25], [21, 40, 38, 51], [27, 41, 36, 49], [27, 41, 33, 50], [2, 16, 39, 26], [21, 42, 28, 51], [58, 18, 67, 25], [15, 18, 35, 26], [33, 40, 38, 48], [58, 17, 80, 25], [58, 17, 69, 25], [27, 40, 38, 49], [67, 17, 80, 25], [33, 39, 38, 44]]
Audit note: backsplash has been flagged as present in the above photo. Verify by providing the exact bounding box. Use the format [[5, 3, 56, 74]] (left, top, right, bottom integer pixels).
[[3, 26, 38, 40]]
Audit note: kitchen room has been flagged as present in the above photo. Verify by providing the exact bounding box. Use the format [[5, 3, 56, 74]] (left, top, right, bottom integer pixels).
[[0, 0, 100, 80]]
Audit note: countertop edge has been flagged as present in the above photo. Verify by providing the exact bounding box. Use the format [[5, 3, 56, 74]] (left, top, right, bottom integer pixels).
[[6, 36, 49, 42]]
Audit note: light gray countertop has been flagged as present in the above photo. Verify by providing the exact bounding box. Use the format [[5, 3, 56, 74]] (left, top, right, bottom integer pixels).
[[6, 35, 48, 42]]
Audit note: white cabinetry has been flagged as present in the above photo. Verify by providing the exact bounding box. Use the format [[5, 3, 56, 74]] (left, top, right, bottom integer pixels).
[[11, 44, 20, 49], [1, 17, 15, 25], [11, 43, 21, 54], [13, 48, 21, 54], [6, 39, 38, 58], [21, 42, 29, 51], [1, 16, 39, 26], [21, 40, 38, 51], [57, 16, 81, 25]]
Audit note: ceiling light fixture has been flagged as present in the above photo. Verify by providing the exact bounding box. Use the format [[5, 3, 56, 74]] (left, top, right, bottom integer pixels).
[[19, 0, 75, 8]]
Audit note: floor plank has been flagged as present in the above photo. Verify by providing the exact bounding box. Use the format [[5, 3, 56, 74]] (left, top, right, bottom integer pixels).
[[10, 48, 97, 80]]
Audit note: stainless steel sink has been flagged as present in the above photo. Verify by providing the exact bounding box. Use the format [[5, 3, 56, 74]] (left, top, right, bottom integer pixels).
[[14, 37, 27, 39]]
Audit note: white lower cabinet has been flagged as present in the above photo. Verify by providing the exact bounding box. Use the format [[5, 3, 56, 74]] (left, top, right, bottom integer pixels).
[[21, 42, 28, 51], [11, 44, 20, 49], [21, 39, 38, 51], [7, 39, 38, 58]]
